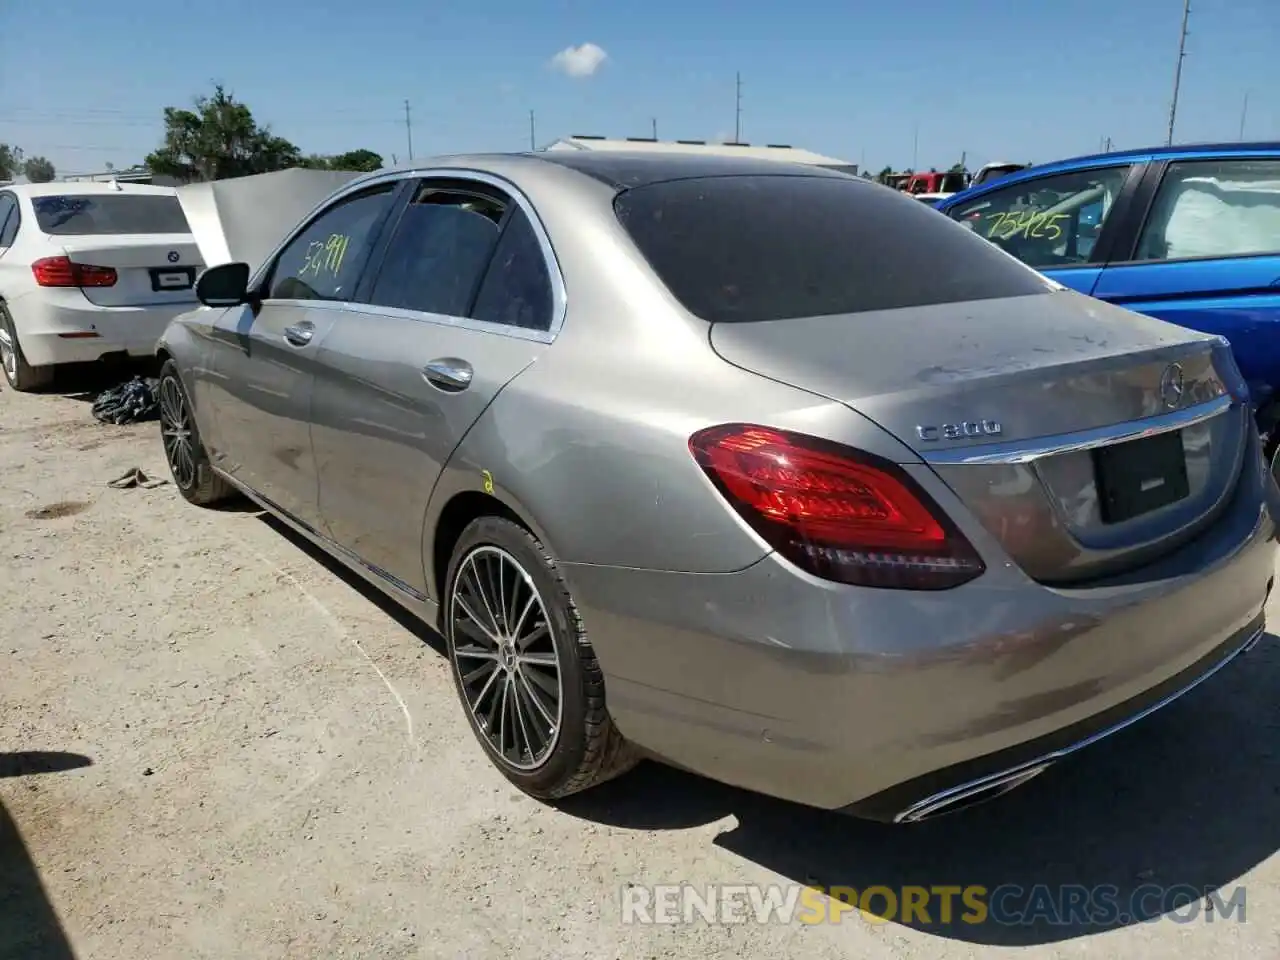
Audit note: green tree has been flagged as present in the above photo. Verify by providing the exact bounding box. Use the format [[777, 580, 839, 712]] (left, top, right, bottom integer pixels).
[[145, 84, 302, 182], [23, 156, 56, 183], [875, 165, 894, 184], [300, 149, 384, 173], [0, 144, 23, 181], [329, 149, 383, 172]]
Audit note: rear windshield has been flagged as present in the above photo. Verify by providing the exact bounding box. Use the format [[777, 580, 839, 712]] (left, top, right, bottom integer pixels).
[[32, 194, 192, 236], [612, 175, 1050, 322]]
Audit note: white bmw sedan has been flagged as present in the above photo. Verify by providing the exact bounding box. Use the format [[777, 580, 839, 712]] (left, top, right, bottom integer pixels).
[[0, 181, 203, 390]]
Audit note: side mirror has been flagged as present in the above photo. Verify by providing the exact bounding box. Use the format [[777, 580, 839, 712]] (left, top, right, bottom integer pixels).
[[196, 262, 252, 307]]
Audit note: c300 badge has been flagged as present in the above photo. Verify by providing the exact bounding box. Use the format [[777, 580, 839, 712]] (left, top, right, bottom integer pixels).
[[915, 420, 1003, 442]]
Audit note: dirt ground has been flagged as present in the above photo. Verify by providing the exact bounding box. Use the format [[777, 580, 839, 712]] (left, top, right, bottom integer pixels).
[[3, 370, 1279, 960]]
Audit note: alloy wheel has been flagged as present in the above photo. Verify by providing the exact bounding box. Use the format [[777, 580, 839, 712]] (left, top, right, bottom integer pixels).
[[0, 322, 15, 382], [449, 545, 564, 771], [159, 376, 196, 489]]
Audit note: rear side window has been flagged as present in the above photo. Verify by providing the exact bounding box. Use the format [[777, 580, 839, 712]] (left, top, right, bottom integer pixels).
[[470, 207, 555, 331], [31, 194, 191, 235], [1136, 159, 1280, 261], [613, 175, 1050, 323], [368, 184, 504, 316], [0, 194, 18, 247]]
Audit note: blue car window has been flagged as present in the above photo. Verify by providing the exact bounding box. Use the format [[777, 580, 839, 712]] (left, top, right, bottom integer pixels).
[[948, 166, 1131, 269], [1136, 159, 1280, 262]]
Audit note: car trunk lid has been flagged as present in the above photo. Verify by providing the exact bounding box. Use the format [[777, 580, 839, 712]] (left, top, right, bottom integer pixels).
[[57, 235, 203, 307], [708, 291, 1251, 583]]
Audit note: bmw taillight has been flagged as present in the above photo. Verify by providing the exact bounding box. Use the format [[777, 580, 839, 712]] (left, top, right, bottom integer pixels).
[[32, 256, 117, 288], [689, 424, 985, 590]]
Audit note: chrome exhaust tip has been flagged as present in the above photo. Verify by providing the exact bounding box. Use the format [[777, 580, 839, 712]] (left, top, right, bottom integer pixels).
[[895, 762, 1052, 824]]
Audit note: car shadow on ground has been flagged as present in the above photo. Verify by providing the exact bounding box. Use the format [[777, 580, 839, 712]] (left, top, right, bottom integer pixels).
[[0, 751, 92, 960], [241, 506, 1279, 945], [557, 636, 1280, 945]]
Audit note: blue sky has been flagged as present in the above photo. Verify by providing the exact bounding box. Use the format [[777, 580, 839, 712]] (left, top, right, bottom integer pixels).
[[2, 0, 1276, 177]]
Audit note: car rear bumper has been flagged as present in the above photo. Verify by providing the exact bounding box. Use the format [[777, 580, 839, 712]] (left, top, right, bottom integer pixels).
[[560, 440, 1278, 819], [7, 290, 198, 366]]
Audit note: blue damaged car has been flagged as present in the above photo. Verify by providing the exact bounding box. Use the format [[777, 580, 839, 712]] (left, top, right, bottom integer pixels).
[[937, 142, 1280, 455]]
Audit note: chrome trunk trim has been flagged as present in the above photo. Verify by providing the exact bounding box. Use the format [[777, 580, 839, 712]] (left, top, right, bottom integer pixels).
[[922, 395, 1233, 466]]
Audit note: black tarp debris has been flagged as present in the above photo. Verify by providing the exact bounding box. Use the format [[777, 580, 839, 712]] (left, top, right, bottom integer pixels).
[[92, 376, 160, 425]]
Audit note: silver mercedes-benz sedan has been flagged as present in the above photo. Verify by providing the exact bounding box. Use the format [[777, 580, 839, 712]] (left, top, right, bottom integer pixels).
[[157, 151, 1277, 823]]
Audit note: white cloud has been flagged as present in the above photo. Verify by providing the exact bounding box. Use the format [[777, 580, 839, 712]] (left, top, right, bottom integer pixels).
[[550, 43, 608, 78]]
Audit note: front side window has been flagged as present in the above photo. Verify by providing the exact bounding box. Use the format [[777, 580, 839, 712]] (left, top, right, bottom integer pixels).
[[267, 185, 395, 301], [1135, 158, 1280, 261], [948, 165, 1132, 268], [31, 194, 191, 235], [613, 174, 1050, 324], [367, 183, 505, 316]]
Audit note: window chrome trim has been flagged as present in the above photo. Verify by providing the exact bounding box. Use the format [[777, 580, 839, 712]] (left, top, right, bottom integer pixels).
[[265, 299, 556, 344], [248, 166, 568, 341], [922, 395, 1234, 466]]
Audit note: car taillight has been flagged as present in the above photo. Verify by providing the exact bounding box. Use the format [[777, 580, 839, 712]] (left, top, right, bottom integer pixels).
[[32, 256, 117, 288], [688, 423, 985, 590]]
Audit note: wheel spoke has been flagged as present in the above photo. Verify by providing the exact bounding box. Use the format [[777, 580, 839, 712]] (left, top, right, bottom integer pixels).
[[465, 556, 503, 639], [516, 621, 549, 652], [454, 594, 500, 646], [462, 659, 497, 686], [509, 593, 537, 642], [472, 666, 503, 719], [511, 678, 535, 760], [454, 642, 498, 661], [454, 612, 498, 649], [517, 651, 557, 668], [522, 664, 558, 699], [515, 669, 556, 730], [497, 675, 512, 758]]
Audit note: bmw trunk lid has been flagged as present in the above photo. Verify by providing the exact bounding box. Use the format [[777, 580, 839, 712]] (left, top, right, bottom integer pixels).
[[708, 290, 1252, 583], [58, 235, 203, 308]]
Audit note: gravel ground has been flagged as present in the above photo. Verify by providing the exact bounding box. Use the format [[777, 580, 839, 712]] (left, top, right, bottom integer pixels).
[[2, 372, 1279, 960]]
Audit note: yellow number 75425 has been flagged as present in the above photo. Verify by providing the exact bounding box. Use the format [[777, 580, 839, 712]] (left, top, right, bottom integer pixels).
[[985, 211, 1070, 241]]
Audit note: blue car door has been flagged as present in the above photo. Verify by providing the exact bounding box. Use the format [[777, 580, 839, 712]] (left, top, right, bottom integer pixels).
[[941, 160, 1148, 297], [1090, 155, 1280, 410]]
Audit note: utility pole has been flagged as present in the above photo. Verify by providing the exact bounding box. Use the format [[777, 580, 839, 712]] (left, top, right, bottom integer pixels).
[[651, 117, 658, 139], [529, 110, 536, 151], [912, 121, 918, 170], [1239, 91, 1250, 141], [734, 72, 742, 143], [404, 99, 414, 161], [1166, 0, 1191, 146]]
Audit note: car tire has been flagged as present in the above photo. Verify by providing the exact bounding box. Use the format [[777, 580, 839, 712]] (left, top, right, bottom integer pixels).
[[158, 359, 234, 506], [443, 516, 638, 799], [0, 303, 54, 392]]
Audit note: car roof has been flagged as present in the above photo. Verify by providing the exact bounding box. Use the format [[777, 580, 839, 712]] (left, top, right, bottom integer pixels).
[[941, 140, 1280, 207], [1031, 139, 1280, 174], [5, 181, 180, 198], [349, 150, 859, 194]]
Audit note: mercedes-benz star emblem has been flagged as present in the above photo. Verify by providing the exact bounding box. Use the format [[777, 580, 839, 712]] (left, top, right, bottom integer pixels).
[[1159, 362, 1185, 409], [167, 250, 180, 263]]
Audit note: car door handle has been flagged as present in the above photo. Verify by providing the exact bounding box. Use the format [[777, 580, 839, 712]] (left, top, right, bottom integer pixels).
[[422, 358, 473, 392], [283, 322, 314, 347]]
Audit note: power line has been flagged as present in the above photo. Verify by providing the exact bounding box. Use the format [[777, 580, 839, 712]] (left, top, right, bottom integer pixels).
[[1166, 0, 1191, 146]]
